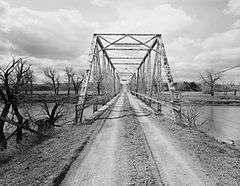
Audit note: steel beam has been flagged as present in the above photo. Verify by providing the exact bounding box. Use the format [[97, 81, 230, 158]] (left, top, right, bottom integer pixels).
[[98, 35, 112, 44], [137, 39, 158, 70], [100, 35, 128, 50], [96, 36, 115, 70], [118, 72, 133, 74], [95, 33, 160, 36], [128, 35, 162, 57], [105, 48, 148, 51], [113, 63, 140, 65], [110, 57, 143, 60], [112, 43, 144, 46]]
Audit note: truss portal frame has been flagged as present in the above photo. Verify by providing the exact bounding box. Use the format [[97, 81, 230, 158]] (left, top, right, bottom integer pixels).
[[75, 33, 179, 123]]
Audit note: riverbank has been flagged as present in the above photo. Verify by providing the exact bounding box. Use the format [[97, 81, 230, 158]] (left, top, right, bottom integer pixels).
[[131, 93, 240, 185], [153, 115, 240, 185], [181, 91, 240, 105], [152, 91, 240, 105]]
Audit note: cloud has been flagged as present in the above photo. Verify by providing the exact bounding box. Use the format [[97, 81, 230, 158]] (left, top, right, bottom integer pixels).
[[102, 3, 193, 36], [194, 47, 240, 70], [194, 26, 240, 73], [167, 37, 201, 58], [0, 0, 96, 60], [201, 28, 240, 50], [90, 0, 112, 7], [224, 0, 240, 16], [232, 19, 240, 28]]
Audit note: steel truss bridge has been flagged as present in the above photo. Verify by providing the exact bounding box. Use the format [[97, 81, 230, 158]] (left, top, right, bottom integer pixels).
[[75, 33, 182, 123]]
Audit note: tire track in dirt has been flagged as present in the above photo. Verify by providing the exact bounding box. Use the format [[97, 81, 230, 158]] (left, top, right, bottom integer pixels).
[[61, 89, 164, 185], [127, 91, 217, 185]]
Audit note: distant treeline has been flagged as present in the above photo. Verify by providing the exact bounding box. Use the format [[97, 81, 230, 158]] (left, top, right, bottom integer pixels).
[[153, 81, 239, 93], [152, 81, 201, 92], [174, 81, 201, 91], [32, 83, 77, 92], [23, 81, 239, 93]]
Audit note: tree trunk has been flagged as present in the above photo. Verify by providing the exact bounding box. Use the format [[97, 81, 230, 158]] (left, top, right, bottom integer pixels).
[[0, 104, 11, 150], [67, 79, 70, 95], [12, 104, 23, 143], [73, 84, 78, 95], [30, 81, 33, 95], [210, 85, 214, 96], [97, 82, 101, 95], [67, 86, 70, 95], [234, 90, 237, 96]]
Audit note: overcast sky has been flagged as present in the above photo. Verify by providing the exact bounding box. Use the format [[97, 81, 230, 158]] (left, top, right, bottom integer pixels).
[[0, 0, 240, 82]]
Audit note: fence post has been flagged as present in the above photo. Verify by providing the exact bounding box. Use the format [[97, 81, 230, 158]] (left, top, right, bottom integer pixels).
[[75, 104, 83, 124], [93, 97, 98, 113], [174, 105, 182, 124], [157, 103, 161, 113], [75, 105, 79, 124]]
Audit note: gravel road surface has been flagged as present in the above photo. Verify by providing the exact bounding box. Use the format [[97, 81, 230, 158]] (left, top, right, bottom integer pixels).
[[62, 88, 235, 185]]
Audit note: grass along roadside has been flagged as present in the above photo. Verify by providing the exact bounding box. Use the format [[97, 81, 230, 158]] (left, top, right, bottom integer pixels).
[[0, 94, 120, 186]]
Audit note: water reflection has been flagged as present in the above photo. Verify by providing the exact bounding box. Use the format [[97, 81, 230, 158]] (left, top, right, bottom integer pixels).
[[200, 106, 240, 141], [156, 103, 240, 141]]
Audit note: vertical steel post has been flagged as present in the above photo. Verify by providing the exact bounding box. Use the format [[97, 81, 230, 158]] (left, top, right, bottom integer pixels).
[[75, 35, 97, 124], [147, 53, 152, 94], [136, 68, 140, 93], [156, 37, 162, 113], [158, 36, 176, 102], [113, 68, 116, 95], [142, 62, 146, 94], [101, 52, 107, 94], [150, 43, 158, 97]]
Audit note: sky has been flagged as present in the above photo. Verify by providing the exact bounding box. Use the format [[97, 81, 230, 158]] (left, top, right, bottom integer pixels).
[[0, 0, 240, 83]]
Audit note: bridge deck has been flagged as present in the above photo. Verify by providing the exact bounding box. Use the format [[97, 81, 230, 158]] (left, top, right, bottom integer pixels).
[[62, 88, 217, 185]]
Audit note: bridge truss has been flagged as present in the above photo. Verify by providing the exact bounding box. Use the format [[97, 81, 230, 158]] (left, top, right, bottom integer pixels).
[[75, 33, 181, 123]]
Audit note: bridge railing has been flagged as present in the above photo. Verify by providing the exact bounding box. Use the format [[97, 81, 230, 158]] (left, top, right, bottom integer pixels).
[[131, 91, 182, 121], [75, 92, 119, 124], [74, 34, 123, 124]]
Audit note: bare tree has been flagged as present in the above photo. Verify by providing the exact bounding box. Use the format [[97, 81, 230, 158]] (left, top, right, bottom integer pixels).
[[223, 83, 230, 95], [36, 102, 66, 135], [200, 71, 221, 96], [43, 67, 60, 95], [71, 72, 84, 95], [229, 82, 238, 96], [64, 67, 73, 95], [181, 104, 207, 128], [0, 57, 31, 149], [23, 69, 35, 95]]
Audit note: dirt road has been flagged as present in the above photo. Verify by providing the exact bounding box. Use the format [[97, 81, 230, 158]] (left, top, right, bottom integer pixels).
[[62, 88, 217, 185]]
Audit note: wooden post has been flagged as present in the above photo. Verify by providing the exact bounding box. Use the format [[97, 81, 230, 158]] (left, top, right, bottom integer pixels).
[[157, 103, 162, 113], [93, 98, 98, 113]]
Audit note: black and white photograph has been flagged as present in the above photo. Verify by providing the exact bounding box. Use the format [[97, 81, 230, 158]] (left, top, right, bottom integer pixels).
[[0, 0, 240, 185]]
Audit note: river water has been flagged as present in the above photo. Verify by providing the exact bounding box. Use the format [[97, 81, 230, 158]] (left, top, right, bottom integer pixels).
[[158, 104, 240, 142], [200, 106, 240, 141]]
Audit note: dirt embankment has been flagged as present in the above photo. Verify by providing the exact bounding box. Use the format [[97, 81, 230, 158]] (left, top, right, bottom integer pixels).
[[0, 123, 99, 185], [159, 117, 240, 185], [0, 95, 119, 186], [136, 97, 240, 185]]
